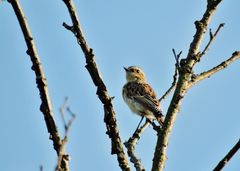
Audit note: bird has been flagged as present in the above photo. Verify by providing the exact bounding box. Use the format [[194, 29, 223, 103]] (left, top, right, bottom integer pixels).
[[122, 66, 164, 128]]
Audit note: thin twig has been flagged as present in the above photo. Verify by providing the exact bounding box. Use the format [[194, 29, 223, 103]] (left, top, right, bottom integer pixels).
[[66, 107, 77, 134], [56, 99, 76, 171], [60, 97, 68, 131], [189, 51, 240, 88], [213, 139, 240, 171], [172, 48, 182, 66], [124, 121, 150, 171], [8, 0, 69, 170], [159, 49, 181, 102], [199, 23, 225, 59], [61, 0, 130, 170]]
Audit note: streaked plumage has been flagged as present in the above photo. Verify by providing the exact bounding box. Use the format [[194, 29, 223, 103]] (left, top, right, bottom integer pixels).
[[122, 66, 164, 125]]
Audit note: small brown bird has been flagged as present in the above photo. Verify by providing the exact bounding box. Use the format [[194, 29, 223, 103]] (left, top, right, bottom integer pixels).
[[122, 66, 164, 127]]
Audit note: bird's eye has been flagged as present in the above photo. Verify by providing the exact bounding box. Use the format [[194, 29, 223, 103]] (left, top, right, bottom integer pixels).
[[136, 69, 140, 73]]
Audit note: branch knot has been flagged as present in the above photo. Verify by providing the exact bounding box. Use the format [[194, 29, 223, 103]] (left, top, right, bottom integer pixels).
[[194, 20, 204, 30]]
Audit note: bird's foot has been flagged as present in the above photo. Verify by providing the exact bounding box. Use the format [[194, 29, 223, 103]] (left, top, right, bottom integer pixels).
[[146, 119, 161, 133]]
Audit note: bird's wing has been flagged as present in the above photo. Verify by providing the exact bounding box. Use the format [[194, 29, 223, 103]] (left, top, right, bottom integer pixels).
[[131, 82, 163, 116], [133, 95, 162, 115]]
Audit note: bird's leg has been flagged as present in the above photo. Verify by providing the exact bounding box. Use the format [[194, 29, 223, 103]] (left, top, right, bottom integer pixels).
[[137, 116, 144, 130], [133, 116, 144, 135], [146, 119, 161, 133]]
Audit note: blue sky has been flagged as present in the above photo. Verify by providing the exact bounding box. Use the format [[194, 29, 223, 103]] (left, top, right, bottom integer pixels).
[[0, 1, 239, 171]]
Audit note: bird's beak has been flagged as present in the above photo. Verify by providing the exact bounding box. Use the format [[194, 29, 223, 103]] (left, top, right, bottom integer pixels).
[[124, 67, 129, 72]]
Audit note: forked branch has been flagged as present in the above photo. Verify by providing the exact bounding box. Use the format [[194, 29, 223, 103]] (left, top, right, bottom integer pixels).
[[186, 0, 223, 67], [152, 1, 223, 170], [56, 98, 76, 171], [124, 121, 150, 171], [189, 51, 240, 87]]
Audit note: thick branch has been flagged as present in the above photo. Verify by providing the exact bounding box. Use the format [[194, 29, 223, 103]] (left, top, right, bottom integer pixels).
[[8, 0, 68, 170], [62, 0, 130, 170], [152, 1, 223, 170], [213, 139, 240, 171], [189, 51, 240, 87]]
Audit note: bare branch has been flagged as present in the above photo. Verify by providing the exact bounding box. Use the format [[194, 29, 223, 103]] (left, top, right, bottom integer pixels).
[[55, 136, 70, 171], [66, 107, 77, 134], [159, 49, 181, 102], [56, 99, 76, 171], [172, 49, 182, 65], [8, 0, 69, 170], [189, 51, 240, 87], [62, 0, 130, 170], [199, 23, 225, 58], [186, 0, 222, 67], [152, 1, 223, 170], [62, 22, 76, 34], [124, 121, 150, 171], [60, 97, 68, 131], [213, 139, 240, 171]]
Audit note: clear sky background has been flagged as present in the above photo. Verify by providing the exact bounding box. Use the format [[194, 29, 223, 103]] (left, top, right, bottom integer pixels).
[[0, 0, 239, 171]]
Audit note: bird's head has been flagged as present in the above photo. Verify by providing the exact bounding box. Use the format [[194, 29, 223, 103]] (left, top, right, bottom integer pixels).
[[124, 66, 146, 82]]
